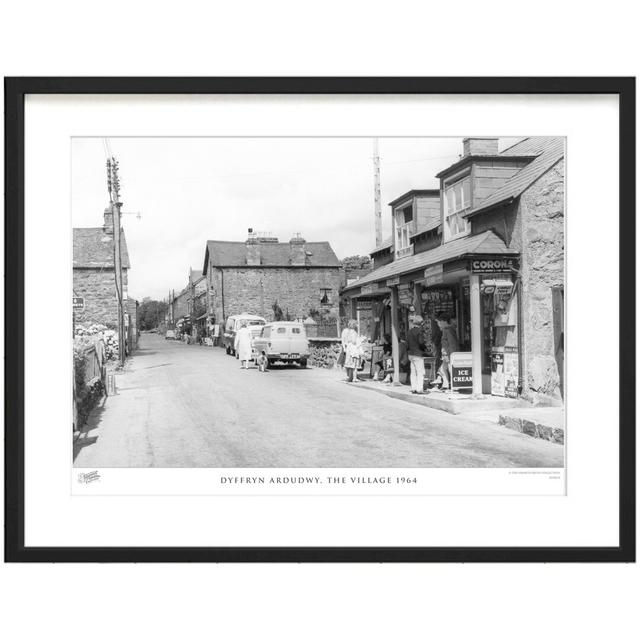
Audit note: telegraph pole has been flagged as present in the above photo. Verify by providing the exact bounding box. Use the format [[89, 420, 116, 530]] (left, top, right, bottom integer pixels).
[[373, 138, 382, 249], [107, 157, 126, 366]]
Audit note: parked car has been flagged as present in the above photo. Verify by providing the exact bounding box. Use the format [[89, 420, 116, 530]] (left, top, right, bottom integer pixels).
[[222, 314, 266, 356], [165, 329, 176, 340], [251, 321, 310, 368]]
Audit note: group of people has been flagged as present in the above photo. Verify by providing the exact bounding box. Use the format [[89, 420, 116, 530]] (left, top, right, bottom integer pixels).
[[339, 313, 459, 394], [406, 312, 459, 394]]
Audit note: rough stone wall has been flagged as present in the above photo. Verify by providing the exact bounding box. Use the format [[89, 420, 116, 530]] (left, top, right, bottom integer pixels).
[[519, 159, 565, 404], [73, 268, 128, 329], [208, 267, 342, 322]]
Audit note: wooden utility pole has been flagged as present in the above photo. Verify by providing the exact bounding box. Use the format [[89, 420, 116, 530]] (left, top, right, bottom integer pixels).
[[373, 138, 382, 249], [107, 157, 126, 366]]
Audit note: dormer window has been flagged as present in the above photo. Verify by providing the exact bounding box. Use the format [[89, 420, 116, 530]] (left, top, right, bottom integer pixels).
[[444, 174, 471, 241], [394, 202, 414, 258]]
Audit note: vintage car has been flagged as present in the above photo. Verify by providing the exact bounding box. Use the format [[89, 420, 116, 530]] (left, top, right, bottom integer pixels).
[[251, 321, 310, 368], [222, 313, 267, 356], [164, 329, 177, 340]]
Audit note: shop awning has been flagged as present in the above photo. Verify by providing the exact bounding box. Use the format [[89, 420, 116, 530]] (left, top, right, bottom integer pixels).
[[342, 230, 515, 294]]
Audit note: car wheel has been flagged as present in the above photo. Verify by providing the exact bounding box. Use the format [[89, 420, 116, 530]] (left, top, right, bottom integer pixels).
[[299, 358, 307, 368]]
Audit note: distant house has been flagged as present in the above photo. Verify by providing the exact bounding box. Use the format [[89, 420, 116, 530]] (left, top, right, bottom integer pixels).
[[73, 207, 131, 328], [202, 231, 342, 324]]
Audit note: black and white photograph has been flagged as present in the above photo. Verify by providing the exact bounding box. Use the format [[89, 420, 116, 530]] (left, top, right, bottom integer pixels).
[[71, 135, 566, 472]]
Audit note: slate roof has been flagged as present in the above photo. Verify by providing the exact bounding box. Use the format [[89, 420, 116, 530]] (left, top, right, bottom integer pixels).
[[370, 236, 393, 255], [464, 137, 565, 217], [343, 230, 514, 292], [73, 228, 131, 269], [388, 189, 439, 208], [203, 240, 341, 273]]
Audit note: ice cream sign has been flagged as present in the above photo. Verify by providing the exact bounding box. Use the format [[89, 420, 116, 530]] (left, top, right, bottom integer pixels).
[[450, 351, 473, 390]]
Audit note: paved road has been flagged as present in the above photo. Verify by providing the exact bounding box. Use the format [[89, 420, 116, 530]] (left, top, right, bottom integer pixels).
[[74, 334, 564, 468]]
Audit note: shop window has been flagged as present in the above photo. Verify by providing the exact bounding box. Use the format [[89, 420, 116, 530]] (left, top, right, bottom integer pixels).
[[394, 203, 414, 257], [444, 175, 471, 242]]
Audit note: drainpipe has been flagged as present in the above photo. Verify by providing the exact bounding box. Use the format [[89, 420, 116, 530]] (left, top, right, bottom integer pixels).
[[220, 269, 226, 323]]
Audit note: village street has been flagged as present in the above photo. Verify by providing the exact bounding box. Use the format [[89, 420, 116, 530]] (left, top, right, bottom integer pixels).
[[74, 334, 564, 468]]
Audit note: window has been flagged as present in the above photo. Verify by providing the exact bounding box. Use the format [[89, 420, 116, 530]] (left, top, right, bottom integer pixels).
[[277, 327, 287, 334], [444, 175, 471, 241], [320, 288, 332, 304], [291, 327, 301, 334], [261, 327, 271, 339], [394, 203, 414, 257]]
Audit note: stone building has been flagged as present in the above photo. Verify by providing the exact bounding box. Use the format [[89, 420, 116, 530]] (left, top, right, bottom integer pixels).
[[73, 207, 131, 328], [342, 137, 564, 405], [202, 231, 342, 325]]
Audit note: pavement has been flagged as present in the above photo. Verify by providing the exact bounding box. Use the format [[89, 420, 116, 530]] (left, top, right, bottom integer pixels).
[[73, 334, 565, 468]]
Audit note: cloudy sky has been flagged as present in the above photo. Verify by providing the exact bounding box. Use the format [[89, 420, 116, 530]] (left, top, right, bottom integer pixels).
[[71, 136, 517, 301]]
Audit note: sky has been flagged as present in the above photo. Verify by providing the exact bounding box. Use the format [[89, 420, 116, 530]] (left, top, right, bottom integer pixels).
[[71, 136, 519, 301]]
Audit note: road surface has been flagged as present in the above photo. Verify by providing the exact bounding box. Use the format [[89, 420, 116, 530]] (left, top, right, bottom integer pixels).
[[74, 334, 564, 468]]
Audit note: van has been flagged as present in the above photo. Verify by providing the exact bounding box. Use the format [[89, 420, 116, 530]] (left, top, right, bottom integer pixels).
[[251, 321, 310, 368], [222, 314, 267, 356]]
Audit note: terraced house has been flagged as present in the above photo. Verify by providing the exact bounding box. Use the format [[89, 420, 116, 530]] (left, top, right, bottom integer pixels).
[[202, 230, 342, 325], [73, 206, 131, 329], [342, 137, 565, 405]]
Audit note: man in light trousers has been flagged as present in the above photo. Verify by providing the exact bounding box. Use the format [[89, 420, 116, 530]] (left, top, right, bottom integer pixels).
[[407, 316, 428, 395]]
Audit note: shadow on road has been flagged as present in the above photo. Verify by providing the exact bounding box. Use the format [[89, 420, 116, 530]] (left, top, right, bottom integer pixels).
[[73, 402, 106, 461]]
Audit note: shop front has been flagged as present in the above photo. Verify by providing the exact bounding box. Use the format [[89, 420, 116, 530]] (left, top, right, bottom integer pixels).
[[342, 246, 521, 398]]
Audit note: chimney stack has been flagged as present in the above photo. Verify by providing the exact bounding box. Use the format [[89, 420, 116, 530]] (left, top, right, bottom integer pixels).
[[103, 206, 114, 234], [463, 137, 499, 157], [289, 234, 307, 266], [246, 234, 261, 265]]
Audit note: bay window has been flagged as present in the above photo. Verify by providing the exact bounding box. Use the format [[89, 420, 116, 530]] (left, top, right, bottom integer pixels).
[[444, 175, 471, 241], [394, 203, 414, 257]]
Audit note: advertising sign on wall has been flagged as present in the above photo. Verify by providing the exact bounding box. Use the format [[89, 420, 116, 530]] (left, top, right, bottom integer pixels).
[[471, 257, 519, 274]]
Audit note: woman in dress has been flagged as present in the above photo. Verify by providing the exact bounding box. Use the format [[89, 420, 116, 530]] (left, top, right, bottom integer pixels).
[[234, 321, 253, 370], [342, 320, 360, 382]]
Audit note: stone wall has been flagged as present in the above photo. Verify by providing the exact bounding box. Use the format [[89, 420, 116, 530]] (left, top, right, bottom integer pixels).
[[308, 338, 342, 368], [519, 159, 565, 404], [73, 268, 128, 329], [209, 267, 342, 322]]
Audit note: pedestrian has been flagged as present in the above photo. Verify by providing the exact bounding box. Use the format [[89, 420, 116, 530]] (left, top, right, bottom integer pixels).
[[345, 335, 364, 383], [407, 316, 428, 394], [339, 319, 358, 372], [433, 312, 459, 390], [256, 349, 268, 372], [372, 333, 392, 381], [234, 320, 253, 369]]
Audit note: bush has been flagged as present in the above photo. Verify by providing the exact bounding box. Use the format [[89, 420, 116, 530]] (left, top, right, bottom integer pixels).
[[75, 323, 118, 361]]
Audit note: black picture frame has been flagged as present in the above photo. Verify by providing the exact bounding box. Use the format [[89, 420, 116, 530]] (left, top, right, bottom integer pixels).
[[4, 77, 635, 563]]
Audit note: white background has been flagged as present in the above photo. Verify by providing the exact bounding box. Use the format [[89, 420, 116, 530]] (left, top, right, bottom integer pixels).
[[26, 94, 600, 549], [1, 2, 638, 640]]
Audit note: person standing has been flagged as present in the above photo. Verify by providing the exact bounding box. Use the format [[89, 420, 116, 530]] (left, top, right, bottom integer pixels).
[[340, 319, 358, 374], [234, 321, 253, 369], [434, 312, 459, 390], [342, 319, 359, 382], [407, 316, 428, 394]]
